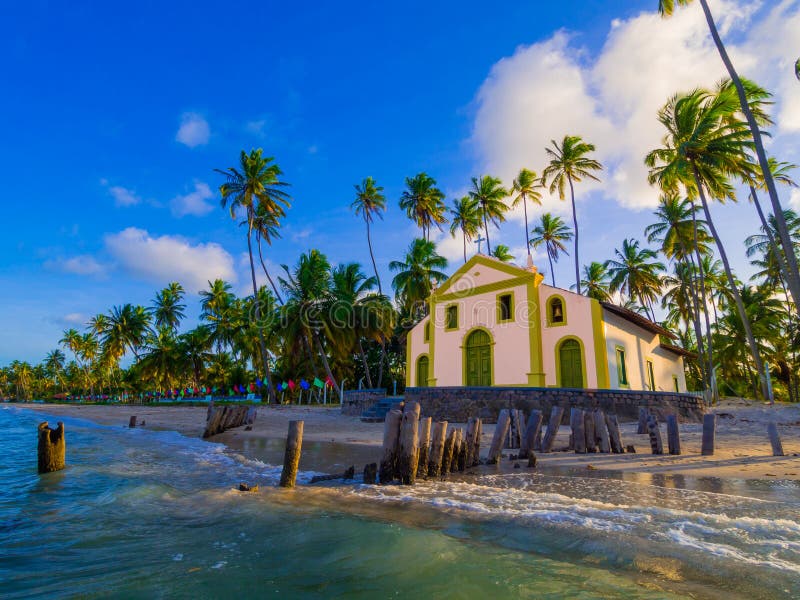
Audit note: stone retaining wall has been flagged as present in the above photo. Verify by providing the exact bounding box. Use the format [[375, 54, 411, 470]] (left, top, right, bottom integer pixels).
[[341, 388, 387, 416], [404, 386, 704, 423]]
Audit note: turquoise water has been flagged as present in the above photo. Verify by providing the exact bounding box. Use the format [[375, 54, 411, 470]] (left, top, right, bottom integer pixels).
[[2, 407, 799, 599]]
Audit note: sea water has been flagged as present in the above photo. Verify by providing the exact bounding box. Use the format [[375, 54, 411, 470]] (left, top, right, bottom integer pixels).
[[1, 407, 798, 599]]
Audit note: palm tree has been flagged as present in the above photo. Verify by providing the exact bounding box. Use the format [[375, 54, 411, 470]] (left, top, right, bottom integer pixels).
[[449, 196, 481, 263], [399, 173, 447, 241], [605, 239, 665, 321], [180, 326, 213, 387], [542, 135, 602, 294], [658, 0, 800, 315], [152, 282, 186, 332], [491, 245, 514, 263], [44, 349, 66, 390], [252, 202, 284, 303], [576, 262, 612, 302], [200, 279, 237, 354], [646, 86, 769, 400], [530, 213, 573, 287], [467, 175, 508, 254], [351, 177, 387, 294], [510, 168, 543, 261], [216, 148, 290, 400], [99, 304, 151, 362], [389, 238, 448, 317]]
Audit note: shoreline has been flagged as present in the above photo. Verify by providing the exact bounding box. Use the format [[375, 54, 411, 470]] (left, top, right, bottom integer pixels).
[[19, 400, 800, 483]]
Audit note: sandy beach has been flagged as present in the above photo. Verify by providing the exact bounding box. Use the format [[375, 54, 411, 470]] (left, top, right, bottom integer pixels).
[[24, 399, 800, 482]]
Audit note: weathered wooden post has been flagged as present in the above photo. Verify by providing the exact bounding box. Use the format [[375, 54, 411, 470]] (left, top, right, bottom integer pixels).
[[38, 422, 66, 474], [646, 415, 664, 455], [767, 422, 785, 457], [279, 420, 304, 488], [363, 463, 378, 484], [464, 417, 478, 466], [594, 411, 611, 453], [637, 407, 649, 434], [379, 409, 403, 484], [487, 409, 511, 464], [441, 429, 457, 474], [570, 408, 586, 454], [666, 414, 681, 455], [472, 419, 483, 466], [428, 421, 448, 477], [519, 410, 542, 460], [129, 416, 137, 428], [206, 400, 215, 421], [583, 410, 596, 453], [397, 402, 421, 485], [605, 413, 623, 454], [701, 413, 716, 456], [417, 417, 432, 476], [456, 429, 467, 471], [541, 406, 564, 453]]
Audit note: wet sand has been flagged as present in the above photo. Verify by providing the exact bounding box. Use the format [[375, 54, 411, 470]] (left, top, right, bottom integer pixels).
[[24, 399, 800, 481]]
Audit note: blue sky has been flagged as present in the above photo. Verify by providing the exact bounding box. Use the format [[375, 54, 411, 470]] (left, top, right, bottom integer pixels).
[[2, 0, 799, 363]]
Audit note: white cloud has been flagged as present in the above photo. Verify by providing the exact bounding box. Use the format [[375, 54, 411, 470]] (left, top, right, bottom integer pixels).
[[60, 312, 87, 326], [176, 112, 210, 148], [109, 185, 141, 207], [470, 0, 800, 213], [104, 227, 236, 291], [45, 255, 107, 277], [170, 181, 215, 217]]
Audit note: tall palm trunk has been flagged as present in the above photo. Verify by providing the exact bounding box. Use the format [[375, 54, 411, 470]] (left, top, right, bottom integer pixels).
[[481, 205, 492, 254], [462, 232, 467, 263], [568, 175, 581, 294], [313, 331, 341, 397], [680, 250, 709, 393], [698, 0, 800, 317], [547, 250, 556, 287], [750, 185, 793, 296], [256, 233, 284, 304], [364, 214, 388, 388], [690, 201, 718, 402], [358, 338, 373, 388], [522, 194, 531, 256], [693, 168, 769, 400], [246, 219, 276, 402]]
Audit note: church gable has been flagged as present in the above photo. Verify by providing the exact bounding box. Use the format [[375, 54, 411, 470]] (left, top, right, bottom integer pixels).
[[433, 254, 539, 301]]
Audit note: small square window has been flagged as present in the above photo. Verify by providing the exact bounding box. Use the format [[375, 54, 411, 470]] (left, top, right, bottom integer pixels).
[[498, 294, 512, 322], [424, 321, 430, 342], [672, 375, 679, 393], [647, 360, 656, 391], [445, 305, 458, 330]]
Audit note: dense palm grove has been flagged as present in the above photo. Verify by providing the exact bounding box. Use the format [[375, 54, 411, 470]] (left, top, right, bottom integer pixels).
[[2, 0, 799, 403]]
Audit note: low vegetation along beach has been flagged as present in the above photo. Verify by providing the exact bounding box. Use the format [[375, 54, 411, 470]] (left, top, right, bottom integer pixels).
[[3, 0, 800, 598]]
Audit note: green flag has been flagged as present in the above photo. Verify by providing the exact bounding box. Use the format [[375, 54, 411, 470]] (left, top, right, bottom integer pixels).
[[313, 377, 324, 388]]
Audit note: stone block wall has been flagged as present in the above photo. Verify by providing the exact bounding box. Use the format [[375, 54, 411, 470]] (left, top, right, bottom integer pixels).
[[341, 388, 387, 416], [404, 386, 704, 423]]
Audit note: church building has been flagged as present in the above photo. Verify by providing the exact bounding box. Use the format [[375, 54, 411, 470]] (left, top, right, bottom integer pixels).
[[406, 254, 689, 392]]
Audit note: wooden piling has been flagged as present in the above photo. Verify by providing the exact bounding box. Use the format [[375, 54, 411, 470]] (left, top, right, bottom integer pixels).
[[472, 419, 483, 466], [441, 429, 457, 474], [767, 422, 785, 457], [570, 408, 586, 454], [279, 420, 303, 488], [605, 413, 623, 454], [541, 406, 564, 453], [646, 415, 664, 455], [701, 413, 716, 456], [206, 400, 215, 422], [397, 402, 421, 485], [666, 414, 681, 455], [487, 409, 511, 464], [637, 407, 649, 434], [594, 411, 611, 453], [129, 416, 137, 428], [379, 409, 403, 484], [417, 417, 432, 476], [519, 410, 542, 460], [456, 429, 467, 471], [583, 410, 596, 453], [363, 462, 378, 484], [427, 421, 448, 478], [37, 421, 66, 474], [464, 417, 478, 466]]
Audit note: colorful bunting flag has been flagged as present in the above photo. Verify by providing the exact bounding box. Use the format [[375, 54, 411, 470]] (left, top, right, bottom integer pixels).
[[313, 377, 324, 388], [300, 379, 310, 390], [288, 380, 296, 390]]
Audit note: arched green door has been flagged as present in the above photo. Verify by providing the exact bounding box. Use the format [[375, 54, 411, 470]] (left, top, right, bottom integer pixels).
[[416, 355, 429, 387], [559, 339, 584, 388], [465, 329, 492, 387]]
